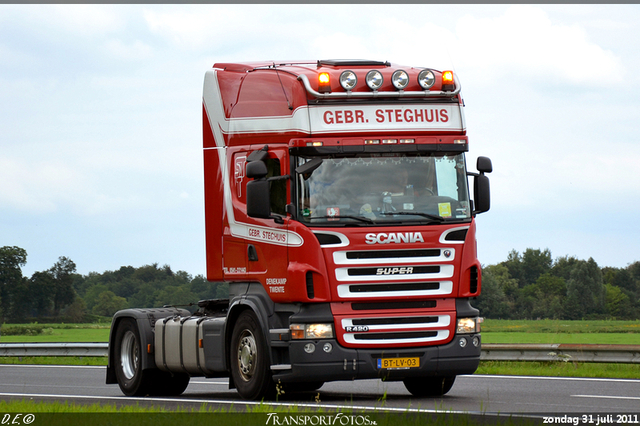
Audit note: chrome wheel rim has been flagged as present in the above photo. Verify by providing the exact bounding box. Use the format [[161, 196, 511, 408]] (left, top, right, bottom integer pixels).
[[120, 330, 138, 380], [237, 330, 257, 381]]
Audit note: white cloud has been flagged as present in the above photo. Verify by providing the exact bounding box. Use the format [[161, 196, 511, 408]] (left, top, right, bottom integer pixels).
[[0, 4, 124, 37], [104, 39, 153, 61], [0, 157, 74, 213], [454, 5, 624, 87]]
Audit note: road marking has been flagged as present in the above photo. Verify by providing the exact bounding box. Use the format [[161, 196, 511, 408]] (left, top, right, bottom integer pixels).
[[190, 380, 228, 385], [465, 374, 640, 384], [572, 395, 640, 401]]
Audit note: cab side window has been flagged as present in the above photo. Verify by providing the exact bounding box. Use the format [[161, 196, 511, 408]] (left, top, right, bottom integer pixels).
[[266, 158, 286, 216]]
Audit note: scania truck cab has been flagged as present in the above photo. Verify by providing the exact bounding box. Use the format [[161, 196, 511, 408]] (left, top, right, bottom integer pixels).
[[106, 60, 492, 400]]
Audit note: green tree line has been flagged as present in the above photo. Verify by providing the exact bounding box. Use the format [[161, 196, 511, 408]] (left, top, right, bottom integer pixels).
[[476, 248, 640, 320], [0, 246, 228, 323], [1, 245, 638, 323]]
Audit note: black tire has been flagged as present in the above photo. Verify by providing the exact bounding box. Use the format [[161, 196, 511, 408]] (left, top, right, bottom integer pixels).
[[114, 318, 191, 397], [230, 310, 275, 400], [113, 318, 154, 396], [403, 376, 456, 397], [155, 371, 190, 396]]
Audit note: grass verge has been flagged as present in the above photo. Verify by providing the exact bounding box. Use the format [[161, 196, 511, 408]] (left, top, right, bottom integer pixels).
[[0, 399, 537, 425], [476, 360, 640, 379]]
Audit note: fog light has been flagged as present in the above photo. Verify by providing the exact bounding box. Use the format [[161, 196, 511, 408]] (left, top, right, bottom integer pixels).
[[323, 342, 333, 353], [418, 69, 435, 89], [472, 336, 480, 347], [304, 343, 316, 354], [365, 70, 383, 90], [391, 70, 409, 90], [459, 337, 467, 348], [339, 71, 357, 91]]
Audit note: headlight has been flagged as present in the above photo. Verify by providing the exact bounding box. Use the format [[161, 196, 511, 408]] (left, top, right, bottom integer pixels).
[[391, 70, 409, 90], [418, 69, 435, 89], [456, 317, 481, 334], [290, 323, 334, 339], [339, 71, 358, 91], [365, 70, 383, 90]]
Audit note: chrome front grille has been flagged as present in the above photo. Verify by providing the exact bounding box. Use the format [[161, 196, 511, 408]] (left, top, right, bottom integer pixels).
[[340, 314, 451, 345], [333, 246, 455, 298], [333, 248, 453, 265]]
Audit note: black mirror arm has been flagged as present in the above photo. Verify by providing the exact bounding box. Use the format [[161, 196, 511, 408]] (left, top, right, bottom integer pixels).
[[266, 174, 291, 182]]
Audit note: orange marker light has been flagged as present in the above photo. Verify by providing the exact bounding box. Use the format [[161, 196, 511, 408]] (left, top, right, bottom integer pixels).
[[318, 72, 330, 84], [442, 71, 454, 84], [318, 72, 331, 93]]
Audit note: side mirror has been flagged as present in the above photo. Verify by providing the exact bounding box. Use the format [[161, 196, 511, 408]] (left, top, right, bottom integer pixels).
[[473, 156, 492, 215], [474, 174, 490, 214], [246, 179, 271, 219], [477, 156, 492, 174], [246, 161, 268, 179]]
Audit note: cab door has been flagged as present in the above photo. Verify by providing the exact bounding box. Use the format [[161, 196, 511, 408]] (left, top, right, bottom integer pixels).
[[245, 146, 291, 300], [222, 148, 248, 280]]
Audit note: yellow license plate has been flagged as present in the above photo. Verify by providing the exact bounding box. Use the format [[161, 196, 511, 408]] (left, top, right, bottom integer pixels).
[[377, 357, 420, 369]]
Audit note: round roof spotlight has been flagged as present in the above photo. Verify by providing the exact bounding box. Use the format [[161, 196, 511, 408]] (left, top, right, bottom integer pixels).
[[418, 69, 436, 90], [365, 70, 384, 90], [391, 70, 409, 90], [339, 70, 358, 91]]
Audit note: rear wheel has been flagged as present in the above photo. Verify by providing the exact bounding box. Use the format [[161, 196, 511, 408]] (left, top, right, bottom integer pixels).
[[155, 371, 190, 396], [403, 376, 456, 397], [230, 310, 275, 400], [114, 318, 191, 396]]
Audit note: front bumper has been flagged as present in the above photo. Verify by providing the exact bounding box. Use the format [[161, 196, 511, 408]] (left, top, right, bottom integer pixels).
[[271, 333, 481, 383]]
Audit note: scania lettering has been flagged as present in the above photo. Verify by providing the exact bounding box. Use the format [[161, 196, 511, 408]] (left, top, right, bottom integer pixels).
[[365, 232, 425, 244], [106, 60, 492, 400]]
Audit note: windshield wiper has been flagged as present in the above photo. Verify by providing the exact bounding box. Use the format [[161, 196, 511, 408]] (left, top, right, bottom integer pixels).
[[379, 211, 445, 222], [308, 215, 374, 224]]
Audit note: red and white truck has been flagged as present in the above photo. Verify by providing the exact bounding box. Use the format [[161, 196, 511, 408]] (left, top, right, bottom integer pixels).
[[106, 60, 492, 400]]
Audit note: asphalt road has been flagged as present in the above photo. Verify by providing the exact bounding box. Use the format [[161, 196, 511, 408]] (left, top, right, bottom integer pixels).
[[1, 364, 639, 416]]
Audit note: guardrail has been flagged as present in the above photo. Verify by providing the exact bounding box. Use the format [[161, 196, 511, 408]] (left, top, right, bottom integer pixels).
[[0, 342, 108, 357], [1, 343, 640, 364], [481, 343, 640, 364]]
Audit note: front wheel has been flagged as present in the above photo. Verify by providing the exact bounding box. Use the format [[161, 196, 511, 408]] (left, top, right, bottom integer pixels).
[[403, 376, 456, 397], [113, 318, 153, 396], [230, 310, 275, 400]]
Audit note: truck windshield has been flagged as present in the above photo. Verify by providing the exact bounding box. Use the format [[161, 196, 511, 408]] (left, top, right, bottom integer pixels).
[[296, 153, 471, 225]]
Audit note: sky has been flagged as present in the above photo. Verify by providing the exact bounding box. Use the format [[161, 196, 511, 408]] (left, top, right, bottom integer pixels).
[[1, 4, 639, 278]]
